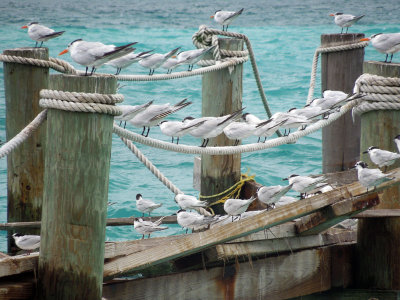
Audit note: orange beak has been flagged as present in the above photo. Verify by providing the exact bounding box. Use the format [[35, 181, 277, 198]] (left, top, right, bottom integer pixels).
[[21, 25, 28, 29], [210, 15, 214, 19], [59, 49, 69, 56], [360, 38, 370, 42], [171, 55, 177, 58], [329, 13, 334, 16]]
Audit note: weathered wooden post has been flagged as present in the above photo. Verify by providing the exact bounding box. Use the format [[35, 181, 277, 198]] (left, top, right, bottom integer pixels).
[[37, 74, 117, 299], [321, 33, 365, 172], [3, 48, 48, 251], [200, 38, 243, 213], [355, 62, 400, 290]]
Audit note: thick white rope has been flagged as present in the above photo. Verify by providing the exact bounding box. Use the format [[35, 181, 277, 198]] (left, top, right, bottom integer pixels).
[[307, 41, 369, 104], [0, 110, 47, 159], [39, 89, 123, 116], [352, 73, 400, 116], [113, 98, 358, 155]]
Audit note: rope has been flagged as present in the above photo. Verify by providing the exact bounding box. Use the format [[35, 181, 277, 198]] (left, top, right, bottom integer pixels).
[[113, 97, 358, 155], [39, 89, 123, 116], [119, 136, 182, 195], [306, 41, 369, 104], [352, 73, 400, 116], [0, 110, 47, 159]]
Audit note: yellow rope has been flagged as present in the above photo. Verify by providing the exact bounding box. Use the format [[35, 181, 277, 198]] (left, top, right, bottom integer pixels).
[[199, 173, 256, 208]]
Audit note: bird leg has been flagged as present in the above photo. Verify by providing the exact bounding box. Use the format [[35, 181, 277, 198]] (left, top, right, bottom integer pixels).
[[390, 54, 394, 63], [90, 67, 96, 75], [176, 137, 179, 144], [346, 27, 349, 34], [384, 54, 388, 63], [123, 121, 127, 129], [144, 127, 150, 137], [39, 41, 43, 48], [147, 234, 150, 239], [340, 28, 343, 34], [171, 137, 174, 143], [141, 127, 146, 136], [84, 67, 89, 76], [257, 137, 260, 143], [263, 136, 267, 143], [141, 235, 144, 239]]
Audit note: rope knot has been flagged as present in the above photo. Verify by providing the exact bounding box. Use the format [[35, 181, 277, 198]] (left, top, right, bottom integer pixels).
[[39, 89, 123, 116]]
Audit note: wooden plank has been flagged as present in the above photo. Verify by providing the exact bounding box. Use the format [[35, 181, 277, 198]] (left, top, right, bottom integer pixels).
[[356, 61, 400, 290], [0, 216, 177, 231], [321, 33, 364, 173], [295, 192, 379, 235], [0, 253, 38, 277], [103, 169, 400, 279], [205, 228, 355, 261], [102, 248, 331, 300], [37, 74, 117, 300], [3, 47, 49, 252], [353, 209, 400, 218], [0, 277, 35, 300], [201, 38, 243, 214], [331, 244, 354, 288], [293, 288, 400, 299]]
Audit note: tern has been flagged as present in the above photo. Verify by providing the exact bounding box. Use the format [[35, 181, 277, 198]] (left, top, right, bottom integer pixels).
[[329, 13, 364, 34], [161, 57, 181, 74], [283, 174, 327, 197], [176, 209, 215, 233], [353, 161, 394, 191], [133, 217, 167, 239], [12, 233, 40, 254], [223, 121, 257, 146], [59, 39, 137, 76], [106, 50, 153, 75], [159, 119, 206, 144], [139, 47, 181, 75], [114, 100, 154, 128], [242, 113, 262, 125], [223, 196, 256, 221], [254, 118, 287, 142], [275, 196, 298, 208], [135, 193, 162, 217], [176, 45, 217, 71], [21, 22, 65, 48], [270, 112, 311, 135], [181, 108, 244, 147], [211, 8, 244, 32], [128, 98, 192, 137], [361, 33, 400, 63], [394, 135, 400, 153], [256, 184, 293, 206], [363, 146, 400, 171], [175, 193, 207, 210]]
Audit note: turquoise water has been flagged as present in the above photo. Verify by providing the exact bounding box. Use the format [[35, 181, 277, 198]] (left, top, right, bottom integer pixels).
[[0, 0, 399, 251]]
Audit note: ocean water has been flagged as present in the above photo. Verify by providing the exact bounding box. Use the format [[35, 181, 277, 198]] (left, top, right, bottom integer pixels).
[[0, 0, 399, 251]]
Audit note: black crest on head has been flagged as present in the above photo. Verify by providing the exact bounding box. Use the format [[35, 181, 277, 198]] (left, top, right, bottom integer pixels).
[[136, 194, 142, 200]]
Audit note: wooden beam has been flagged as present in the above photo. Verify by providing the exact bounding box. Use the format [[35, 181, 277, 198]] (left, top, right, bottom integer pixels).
[[205, 228, 355, 262], [295, 192, 379, 235], [102, 248, 331, 300], [293, 288, 400, 299], [353, 209, 400, 218], [0, 277, 35, 300], [103, 169, 400, 279], [0, 253, 38, 278]]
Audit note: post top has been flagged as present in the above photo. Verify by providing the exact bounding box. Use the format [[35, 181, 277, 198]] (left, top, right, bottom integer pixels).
[[364, 60, 400, 77], [321, 33, 365, 47], [3, 47, 48, 59]]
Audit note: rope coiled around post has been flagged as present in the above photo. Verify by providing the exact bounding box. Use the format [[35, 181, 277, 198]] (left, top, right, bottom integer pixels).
[[39, 89, 123, 116], [352, 73, 400, 116]]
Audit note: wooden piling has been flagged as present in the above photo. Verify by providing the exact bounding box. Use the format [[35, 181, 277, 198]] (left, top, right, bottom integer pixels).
[[37, 74, 116, 300], [321, 33, 365, 172], [200, 38, 243, 213], [355, 61, 400, 289], [3, 48, 48, 251]]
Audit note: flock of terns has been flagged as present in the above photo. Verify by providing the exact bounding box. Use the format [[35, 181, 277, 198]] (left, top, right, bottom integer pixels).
[[11, 10, 400, 251]]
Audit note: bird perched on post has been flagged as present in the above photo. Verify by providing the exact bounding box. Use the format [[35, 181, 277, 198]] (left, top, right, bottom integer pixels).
[[59, 40, 137, 76], [12, 233, 40, 255], [363, 146, 400, 172], [133, 217, 167, 239], [329, 12, 364, 34], [211, 8, 244, 32], [360, 33, 400, 63], [135, 193, 162, 217], [21, 22, 65, 48], [353, 161, 394, 191]]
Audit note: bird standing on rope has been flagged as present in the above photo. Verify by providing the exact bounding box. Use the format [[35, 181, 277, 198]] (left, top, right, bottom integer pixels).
[[223, 196, 256, 221], [181, 108, 244, 147], [211, 8, 244, 32], [363, 146, 400, 172], [176, 45, 217, 71], [353, 161, 394, 191], [133, 217, 168, 239], [115, 100, 154, 128], [139, 47, 181, 75], [361, 33, 400, 63], [135, 193, 163, 217], [106, 50, 153, 75], [253, 118, 287, 142], [129, 98, 192, 137], [59, 39, 137, 76], [329, 12, 364, 34], [21, 22, 65, 48], [12, 233, 40, 255], [161, 57, 182, 74], [223, 121, 257, 146], [159, 119, 206, 144]]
